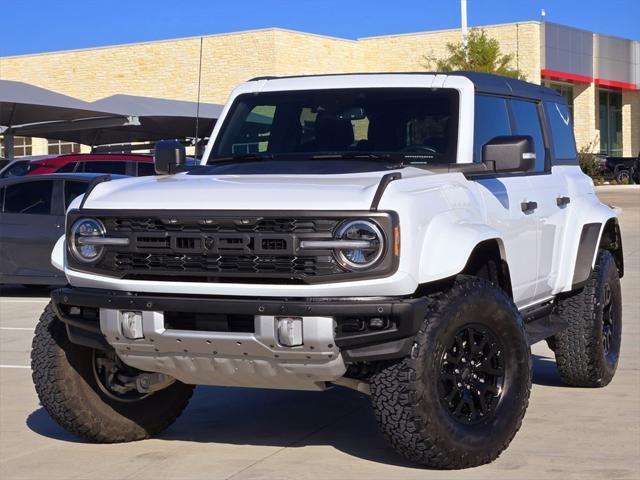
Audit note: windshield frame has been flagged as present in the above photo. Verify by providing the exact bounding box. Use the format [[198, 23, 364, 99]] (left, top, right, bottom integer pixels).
[[205, 87, 460, 167]]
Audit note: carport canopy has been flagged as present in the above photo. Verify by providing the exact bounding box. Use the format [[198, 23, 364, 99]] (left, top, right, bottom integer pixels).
[[1, 81, 223, 157], [13, 94, 224, 146]]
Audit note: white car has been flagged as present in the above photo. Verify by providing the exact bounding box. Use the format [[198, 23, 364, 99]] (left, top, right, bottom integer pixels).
[[31, 72, 623, 468]]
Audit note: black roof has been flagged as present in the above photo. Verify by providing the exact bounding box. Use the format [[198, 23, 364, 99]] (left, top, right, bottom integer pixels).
[[248, 71, 563, 103]]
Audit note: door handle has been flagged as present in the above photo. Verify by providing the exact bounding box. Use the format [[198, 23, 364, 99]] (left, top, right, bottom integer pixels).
[[556, 196, 571, 207], [521, 201, 538, 213]]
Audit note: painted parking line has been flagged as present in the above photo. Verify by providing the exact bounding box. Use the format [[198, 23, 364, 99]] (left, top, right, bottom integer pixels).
[[0, 327, 34, 331], [0, 365, 30, 369]]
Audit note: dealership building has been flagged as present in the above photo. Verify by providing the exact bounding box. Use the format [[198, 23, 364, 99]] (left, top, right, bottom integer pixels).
[[1, 21, 638, 158]]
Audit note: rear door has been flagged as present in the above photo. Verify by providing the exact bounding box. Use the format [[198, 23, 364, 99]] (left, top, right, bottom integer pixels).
[[0, 179, 64, 281], [471, 95, 539, 307]]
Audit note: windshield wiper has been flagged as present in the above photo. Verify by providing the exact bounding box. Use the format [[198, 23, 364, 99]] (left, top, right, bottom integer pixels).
[[310, 152, 407, 169], [209, 153, 274, 164]]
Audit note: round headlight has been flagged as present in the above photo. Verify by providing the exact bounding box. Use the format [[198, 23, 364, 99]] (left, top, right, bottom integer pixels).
[[70, 218, 106, 263], [335, 220, 385, 270]]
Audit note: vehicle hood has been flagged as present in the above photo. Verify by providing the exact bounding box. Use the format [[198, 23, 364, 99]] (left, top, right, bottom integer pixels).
[[80, 168, 432, 211]]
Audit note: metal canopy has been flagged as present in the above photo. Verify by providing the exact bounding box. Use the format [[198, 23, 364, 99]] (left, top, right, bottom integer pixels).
[[4, 92, 223, 146], [0, 80, 122, 127]]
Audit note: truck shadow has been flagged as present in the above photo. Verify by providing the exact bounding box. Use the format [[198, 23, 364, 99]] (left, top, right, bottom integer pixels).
[[26, 355, 564, 467]]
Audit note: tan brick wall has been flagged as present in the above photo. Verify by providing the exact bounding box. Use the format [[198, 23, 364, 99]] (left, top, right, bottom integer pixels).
[[357, 22, 541, 82], [0, 24, 542, 105], [622, 90, 640, 157], [573, 83, 599, 152]]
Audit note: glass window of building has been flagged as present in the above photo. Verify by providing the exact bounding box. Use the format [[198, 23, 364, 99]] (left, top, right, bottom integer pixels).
[[599, 89, 622, 156], [0, 136, 33, 157], [47, 140, 81, 155], [547, 82, 574, 121]]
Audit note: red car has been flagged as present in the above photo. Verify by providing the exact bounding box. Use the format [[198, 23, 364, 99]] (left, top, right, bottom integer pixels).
[[25, 153, 155, 177]]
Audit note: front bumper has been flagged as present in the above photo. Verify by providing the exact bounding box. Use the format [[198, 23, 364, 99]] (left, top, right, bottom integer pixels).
[[51, 288, 429, 390]]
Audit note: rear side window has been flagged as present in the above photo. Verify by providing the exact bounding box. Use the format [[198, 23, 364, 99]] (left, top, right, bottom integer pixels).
[[3, 181, 53, 214], [510, 100, 547, 172], [81, 161, 127, 175], [545, 101, 577, 162], [136, 162, 156, 176], [64, 180, 89, 209], [473, 95, 511, 162]]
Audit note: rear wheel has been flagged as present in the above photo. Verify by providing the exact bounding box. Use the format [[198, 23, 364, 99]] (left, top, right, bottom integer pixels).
[[369, 276, 531, 469], [553, 249, 622, 387], [31, 303, 194, 442]]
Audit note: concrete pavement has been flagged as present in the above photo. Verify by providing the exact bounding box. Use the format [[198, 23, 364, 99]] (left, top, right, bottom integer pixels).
[[0, 187, 638, 480]]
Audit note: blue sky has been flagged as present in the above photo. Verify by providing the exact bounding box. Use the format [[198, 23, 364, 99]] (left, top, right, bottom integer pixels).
[[1, 0, 638, 56]]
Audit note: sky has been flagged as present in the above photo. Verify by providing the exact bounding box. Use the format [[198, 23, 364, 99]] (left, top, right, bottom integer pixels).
[[1, 0, 638, 57]]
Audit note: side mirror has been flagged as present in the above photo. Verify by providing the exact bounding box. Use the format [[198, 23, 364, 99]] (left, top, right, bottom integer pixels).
[[154, 140, 186, 175], [482, 135, 535, 173]]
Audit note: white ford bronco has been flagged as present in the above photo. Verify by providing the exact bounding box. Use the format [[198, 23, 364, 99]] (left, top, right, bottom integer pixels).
[[32, 72, 624, 468]]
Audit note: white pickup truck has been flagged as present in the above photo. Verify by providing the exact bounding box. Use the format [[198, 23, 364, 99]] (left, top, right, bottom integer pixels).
[[32, 72, 623, 468]]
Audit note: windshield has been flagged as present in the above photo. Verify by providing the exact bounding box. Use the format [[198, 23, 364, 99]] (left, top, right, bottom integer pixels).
[[207, 88, 459, 170]]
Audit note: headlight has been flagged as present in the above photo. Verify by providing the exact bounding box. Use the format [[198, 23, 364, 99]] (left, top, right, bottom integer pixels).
[[70, 218, 106, 263], [334, 219, 385, 270]]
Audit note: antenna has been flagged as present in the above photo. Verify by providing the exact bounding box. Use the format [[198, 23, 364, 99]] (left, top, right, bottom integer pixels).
[[460, 0, 469, 62], [194, 36, 204, 159]]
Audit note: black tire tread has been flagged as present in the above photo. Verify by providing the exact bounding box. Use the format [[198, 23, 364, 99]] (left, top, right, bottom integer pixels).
[[31, 303, 194, 443], [553, 249, 621, 387], [369, 276, 531, 469]]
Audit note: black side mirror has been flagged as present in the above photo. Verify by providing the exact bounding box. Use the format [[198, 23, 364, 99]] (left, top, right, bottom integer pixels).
[[154, 140, 186, 175], [482, 135, 535, 173]]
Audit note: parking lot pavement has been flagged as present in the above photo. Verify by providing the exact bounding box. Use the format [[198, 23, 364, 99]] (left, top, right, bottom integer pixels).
[[0, 187, 639, 480]]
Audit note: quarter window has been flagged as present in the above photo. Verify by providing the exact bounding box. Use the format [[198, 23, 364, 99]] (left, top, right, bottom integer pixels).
[[3, 181, 54, 214], [510, 100, 547, 172], [544, 101, 577, 162], [473, 95, 511, 163]]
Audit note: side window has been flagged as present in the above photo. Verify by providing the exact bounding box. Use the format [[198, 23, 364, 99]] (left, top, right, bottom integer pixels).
[[473, 95, 511, 162], [136, 162, 156, 176], [64, 180, 89, 209], [56, 162, 78, 173], [510, 100, 547, 172], [544, 101, 577, 162], [82, 161, 127, 175], [4, 181, 54, 214]]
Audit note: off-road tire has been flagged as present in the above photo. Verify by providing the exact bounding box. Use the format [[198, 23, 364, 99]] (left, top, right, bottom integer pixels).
[[31, 303, 194, 443], [553, 249, 622, 387], [369, 276, 531, 469]]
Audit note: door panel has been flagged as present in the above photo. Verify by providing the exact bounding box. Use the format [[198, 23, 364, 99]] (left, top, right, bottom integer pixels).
[[475, 176, 538, 307], [526, 171, 569, 298]]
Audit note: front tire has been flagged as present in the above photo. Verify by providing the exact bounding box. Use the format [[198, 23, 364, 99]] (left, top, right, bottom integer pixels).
[[553, 249, 622, 387], [31, 303, 194, 443], [369, 276, 531, 469]]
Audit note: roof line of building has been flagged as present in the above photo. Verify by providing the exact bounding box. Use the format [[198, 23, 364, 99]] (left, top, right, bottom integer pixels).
[[1, 21, 637, 60]]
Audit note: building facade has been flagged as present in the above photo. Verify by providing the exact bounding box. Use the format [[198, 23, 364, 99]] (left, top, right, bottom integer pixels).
[[1, 21, 638, 157]]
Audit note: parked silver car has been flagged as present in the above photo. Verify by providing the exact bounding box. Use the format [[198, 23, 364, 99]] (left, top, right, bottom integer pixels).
[[0, 173, 125, 285]]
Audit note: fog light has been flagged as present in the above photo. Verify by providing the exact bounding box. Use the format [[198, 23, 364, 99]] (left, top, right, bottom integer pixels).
[[277, 316, 303, 347], [121, 311, 144, 340]]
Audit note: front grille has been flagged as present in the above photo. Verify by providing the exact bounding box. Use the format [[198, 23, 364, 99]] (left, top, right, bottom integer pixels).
[[68, 211, 397, 284], [106, 252, 341, 277]]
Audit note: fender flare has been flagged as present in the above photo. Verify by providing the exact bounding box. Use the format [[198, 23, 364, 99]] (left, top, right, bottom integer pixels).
[[418, 214, 504, 283]]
